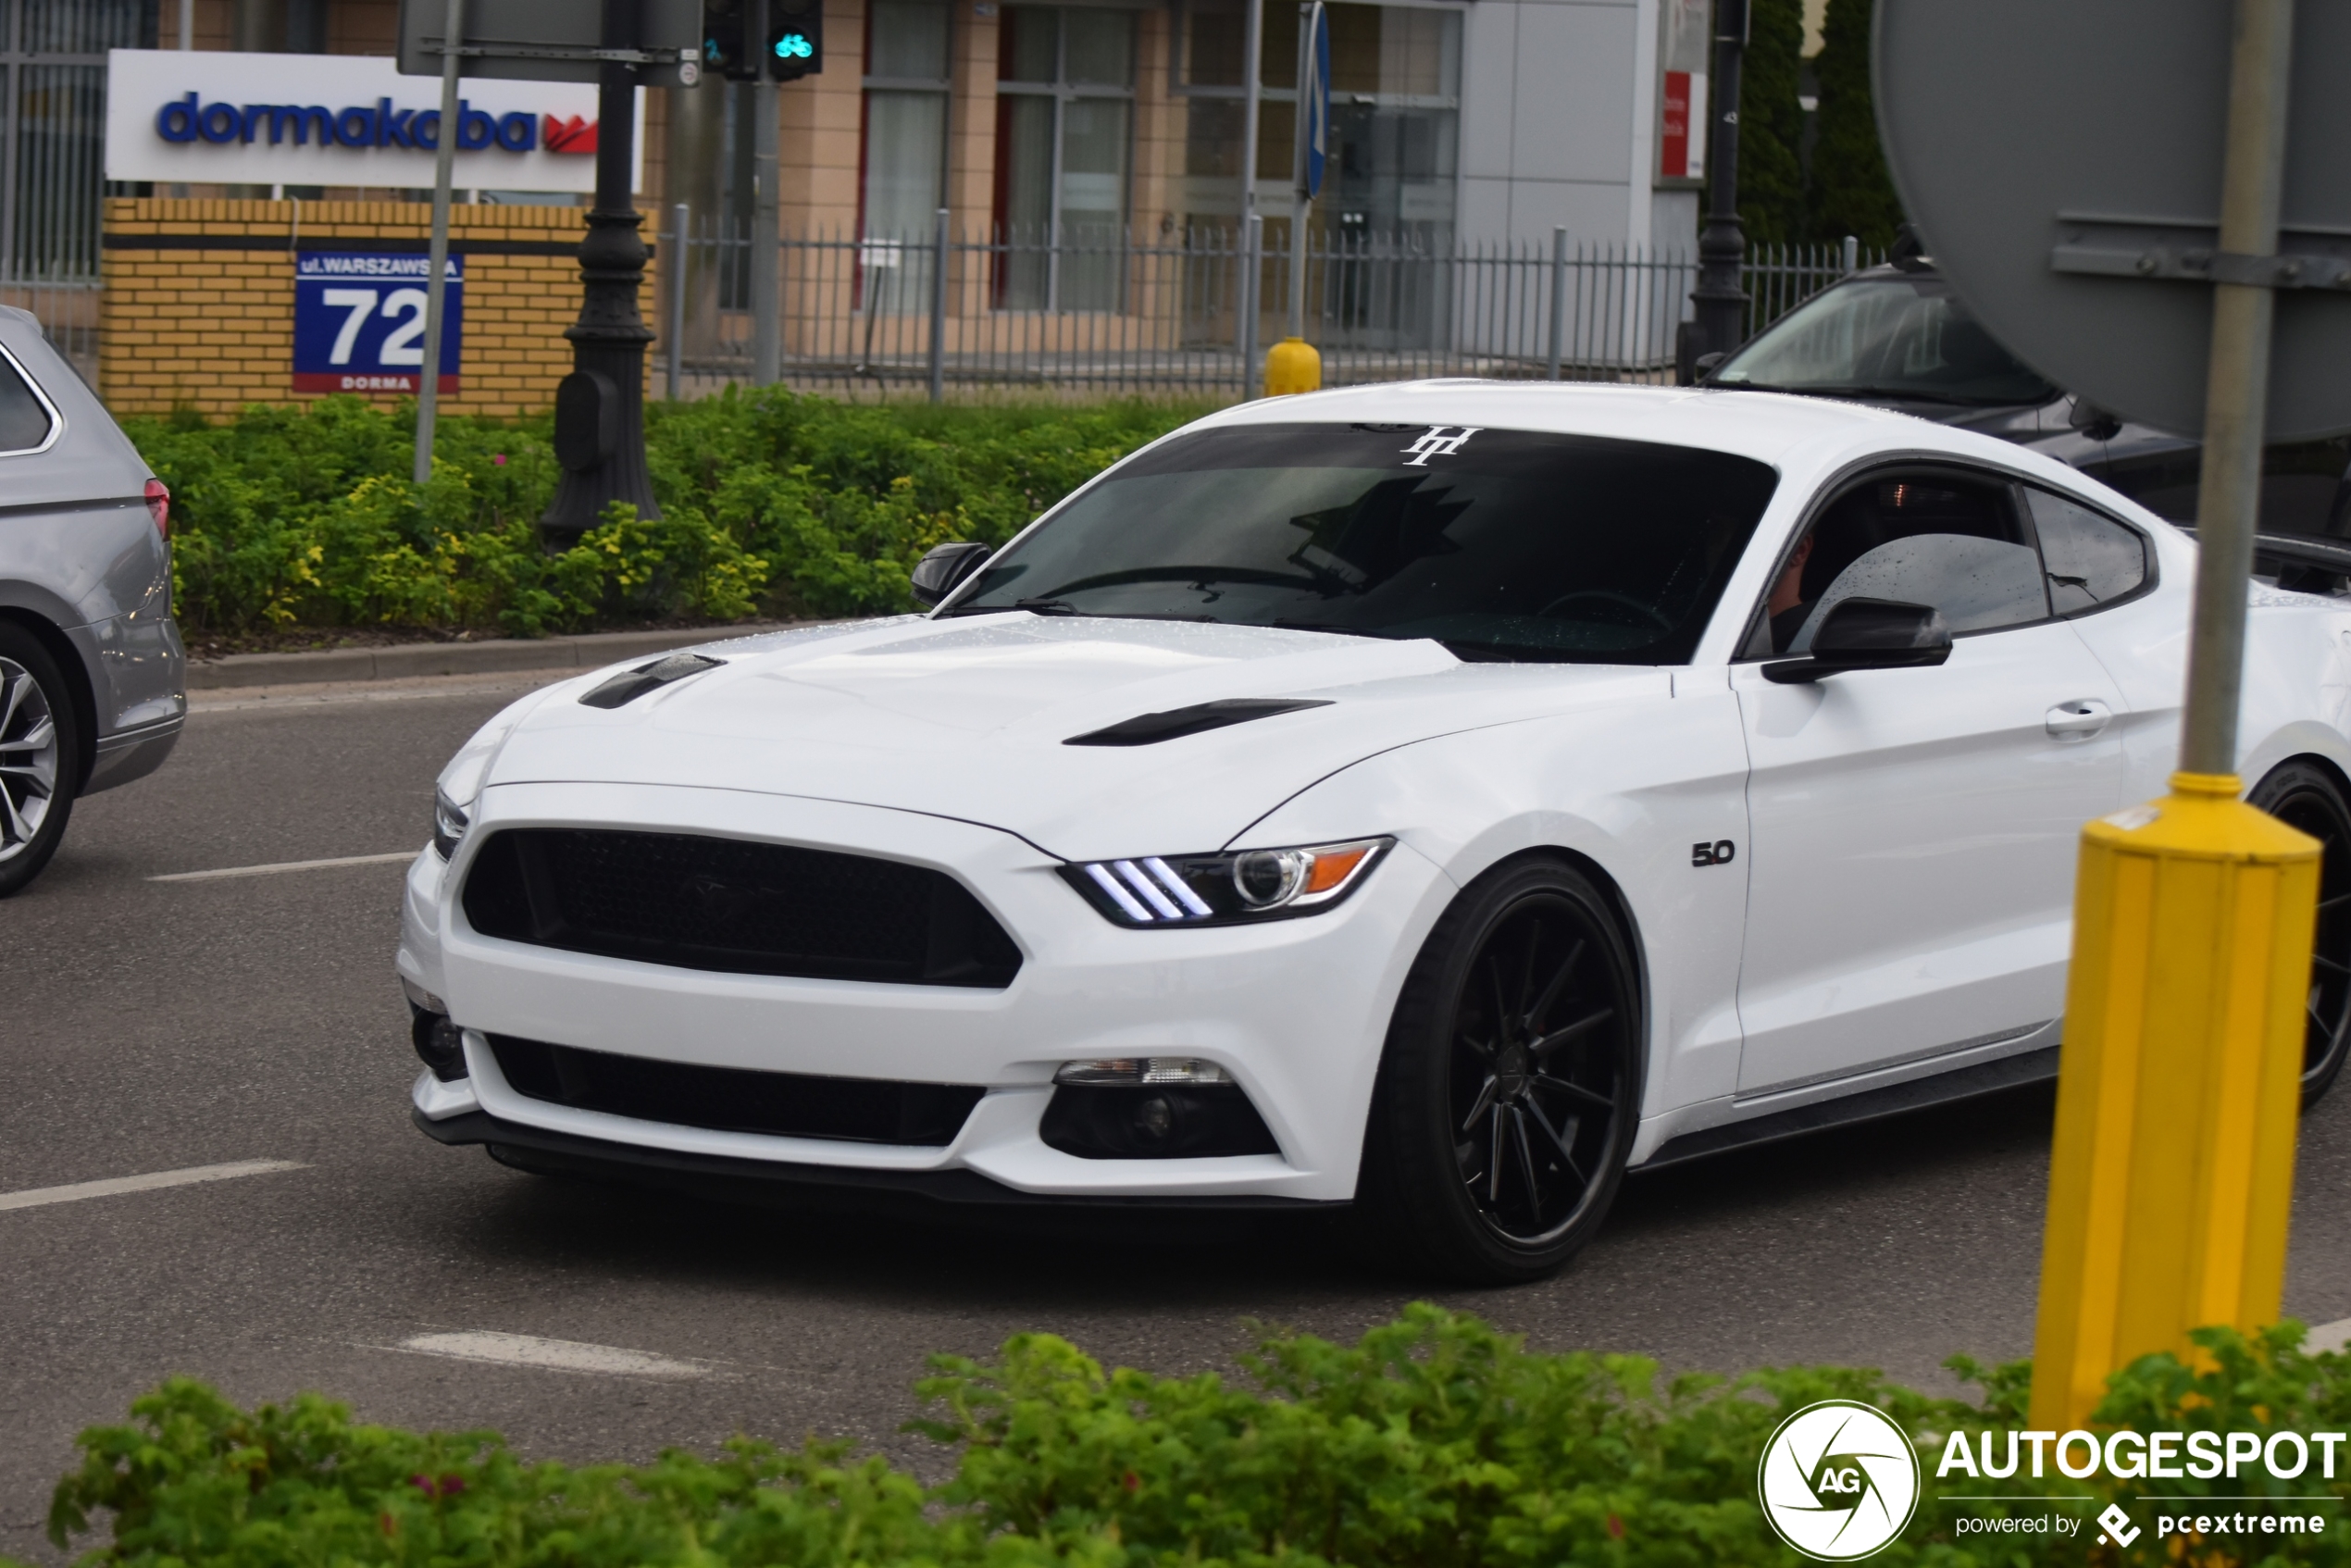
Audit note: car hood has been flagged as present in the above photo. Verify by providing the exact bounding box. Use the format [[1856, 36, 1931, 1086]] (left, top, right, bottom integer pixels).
[[478, 615, 1667, 859]]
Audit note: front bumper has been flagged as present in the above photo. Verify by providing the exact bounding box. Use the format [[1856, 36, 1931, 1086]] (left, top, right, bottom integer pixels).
[[399, 780, 1445, 1203], [413, 1105, 1343, 1212]]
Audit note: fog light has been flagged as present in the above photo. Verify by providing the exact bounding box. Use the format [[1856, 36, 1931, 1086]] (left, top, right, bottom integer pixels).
[[1132, 1093, 1176, 1143], [1054, 1056, 1230, 1086], [409, 1009, 468, 1083]]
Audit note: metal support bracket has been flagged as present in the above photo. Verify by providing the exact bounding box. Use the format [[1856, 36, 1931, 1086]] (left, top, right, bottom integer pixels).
[[426, 42, 694, 66], [2052, 241, 2351, 289]]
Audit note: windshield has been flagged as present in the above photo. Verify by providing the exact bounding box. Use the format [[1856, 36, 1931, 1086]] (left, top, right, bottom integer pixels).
[[944, 423, 1780, 664], [1712, 276, 2058, 405]]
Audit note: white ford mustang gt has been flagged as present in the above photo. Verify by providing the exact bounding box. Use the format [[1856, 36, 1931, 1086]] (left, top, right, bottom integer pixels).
[[398, 382, 2351, 1281]]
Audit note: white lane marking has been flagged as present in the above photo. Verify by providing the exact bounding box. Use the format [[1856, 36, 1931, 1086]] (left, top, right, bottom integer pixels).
[[0, 1158, 305, 1213], [149, 851, 416, 883], [392, 1331, 715, 1380], [2307, 1316, 2351, 1355]]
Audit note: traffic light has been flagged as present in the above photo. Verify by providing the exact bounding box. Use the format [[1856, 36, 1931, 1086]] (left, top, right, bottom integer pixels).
[[703, 0, 759, 80], [703, 0, 820, 81], [766, 0, 822, 81]]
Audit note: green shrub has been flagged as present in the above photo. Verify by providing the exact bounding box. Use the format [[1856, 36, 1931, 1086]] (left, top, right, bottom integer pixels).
[[125, 392, 1208, 638], [32, 1305, 2351, 1568]]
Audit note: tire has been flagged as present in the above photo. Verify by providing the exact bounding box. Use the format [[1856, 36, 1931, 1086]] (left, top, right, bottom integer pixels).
[[2249, 759, 2351, 1105], [0, 621, 79, 899], [1360, 856, 1642, 1283]]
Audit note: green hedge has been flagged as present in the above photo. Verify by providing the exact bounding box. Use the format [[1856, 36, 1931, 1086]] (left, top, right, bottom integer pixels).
[[31, 1305, 2351, 1567], [125, 393, 1209, 638]]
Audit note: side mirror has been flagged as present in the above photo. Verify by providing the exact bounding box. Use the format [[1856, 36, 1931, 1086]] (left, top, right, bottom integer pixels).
[[1762, 597, 1952, 684], [2067, 397, 2122, 442], [910, 541, 992, 608], [1693, 351, 1728, 378]]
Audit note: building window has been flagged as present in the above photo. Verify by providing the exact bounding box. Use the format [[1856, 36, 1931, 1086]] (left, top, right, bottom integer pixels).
[[1175, 0, 1460, 244], [993, 6, 1134, 311], [862, 0, 952, 311]]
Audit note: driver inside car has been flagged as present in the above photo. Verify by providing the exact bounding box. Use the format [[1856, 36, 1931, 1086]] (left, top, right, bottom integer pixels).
[[1767, 529, 1818, 653]]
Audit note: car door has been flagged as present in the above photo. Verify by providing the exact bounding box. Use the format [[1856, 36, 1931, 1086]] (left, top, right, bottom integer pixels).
[[1731, 465, 2127, 1097]]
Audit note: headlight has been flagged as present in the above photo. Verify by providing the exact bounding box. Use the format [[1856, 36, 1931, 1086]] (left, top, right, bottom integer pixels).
[[431, 787, 470, 859], [1061, 837, 1391, 927]]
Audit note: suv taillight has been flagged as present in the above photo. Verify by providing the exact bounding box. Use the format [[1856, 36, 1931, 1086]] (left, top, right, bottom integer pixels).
[[143, 478, 169, 539]]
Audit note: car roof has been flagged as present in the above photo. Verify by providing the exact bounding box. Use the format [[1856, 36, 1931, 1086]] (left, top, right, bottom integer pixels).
[[1191, 379, 1948, 468]]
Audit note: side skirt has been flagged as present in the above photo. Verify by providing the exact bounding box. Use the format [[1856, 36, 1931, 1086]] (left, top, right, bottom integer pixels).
[[1628, 1045, 2059, 1172]]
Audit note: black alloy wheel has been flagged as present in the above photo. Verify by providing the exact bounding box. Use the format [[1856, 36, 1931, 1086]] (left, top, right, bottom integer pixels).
[[2250, 760, 2351, 1104], [1362, 857, 1640, 1282]]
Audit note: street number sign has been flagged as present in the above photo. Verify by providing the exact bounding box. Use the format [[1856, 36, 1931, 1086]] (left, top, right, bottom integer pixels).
[[293, 252, 462, 394], [1875, 0, 2351, 440]]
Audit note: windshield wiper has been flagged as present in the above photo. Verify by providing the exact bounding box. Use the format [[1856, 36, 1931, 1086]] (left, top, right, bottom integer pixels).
[[1267, 618, 1396, 640], [1014, 597, 1079, 615]]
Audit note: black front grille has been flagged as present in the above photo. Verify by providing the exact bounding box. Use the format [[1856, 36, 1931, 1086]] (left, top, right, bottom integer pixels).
[[489, 1035, 986, 1146], [461, 828, 1022, 987]]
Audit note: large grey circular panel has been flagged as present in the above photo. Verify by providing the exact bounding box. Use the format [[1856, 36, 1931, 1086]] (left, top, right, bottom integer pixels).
[[1874, 0, 2351, 440]]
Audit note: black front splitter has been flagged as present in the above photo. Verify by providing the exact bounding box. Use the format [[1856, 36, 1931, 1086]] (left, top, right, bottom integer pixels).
[[413, 1106, 1345, 1216]]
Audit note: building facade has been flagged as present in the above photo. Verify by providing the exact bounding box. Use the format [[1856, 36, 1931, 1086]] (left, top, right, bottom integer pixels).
[[81, 0, 1693, 255]]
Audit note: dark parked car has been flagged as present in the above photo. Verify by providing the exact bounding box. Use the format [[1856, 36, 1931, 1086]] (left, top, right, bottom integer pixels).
[[0, 307, 184, 896], [1703, 249, 2351, 587]]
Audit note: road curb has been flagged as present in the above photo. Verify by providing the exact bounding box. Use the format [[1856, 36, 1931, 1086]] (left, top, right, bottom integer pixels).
[[184, 623, 792, 691]]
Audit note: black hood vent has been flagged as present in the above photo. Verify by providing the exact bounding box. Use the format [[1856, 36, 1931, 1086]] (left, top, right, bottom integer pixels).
[[1064, 697, 1331, 747], [579, 653, 725, 709]]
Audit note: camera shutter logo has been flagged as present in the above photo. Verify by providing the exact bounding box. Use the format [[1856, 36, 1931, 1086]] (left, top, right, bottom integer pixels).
[[1757, 1400, 1921, 1561]]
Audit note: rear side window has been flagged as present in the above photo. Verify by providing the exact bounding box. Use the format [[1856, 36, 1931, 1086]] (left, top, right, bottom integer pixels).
[[0, 348, 55, 453], [2025, 488, 2149, 614]]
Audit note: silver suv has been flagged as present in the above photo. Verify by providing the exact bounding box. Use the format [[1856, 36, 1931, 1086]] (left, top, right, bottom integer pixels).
[[0, 306, 184, 895]]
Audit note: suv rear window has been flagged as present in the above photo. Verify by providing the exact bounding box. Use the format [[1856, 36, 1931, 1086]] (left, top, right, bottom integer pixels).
[[0, 348, 55, 453]]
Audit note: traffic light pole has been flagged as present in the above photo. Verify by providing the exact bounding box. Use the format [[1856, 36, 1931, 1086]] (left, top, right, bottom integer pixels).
[[1686, 0, 1748, 370], [539, 9, 663, 545], [752, 0, 781, 385], [412, 0, 462, 485]]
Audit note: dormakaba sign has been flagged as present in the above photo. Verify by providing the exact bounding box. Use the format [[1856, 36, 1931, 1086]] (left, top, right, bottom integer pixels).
[[103, 50, 641, 193]]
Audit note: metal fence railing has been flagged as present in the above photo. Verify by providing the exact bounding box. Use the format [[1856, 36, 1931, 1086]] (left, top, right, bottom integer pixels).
[[3, 280, 99, 383], [659, 219, 1875, 402]]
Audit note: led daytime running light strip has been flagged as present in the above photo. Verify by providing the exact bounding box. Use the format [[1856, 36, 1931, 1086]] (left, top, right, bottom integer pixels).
[[1085, 857, 1211, 922]]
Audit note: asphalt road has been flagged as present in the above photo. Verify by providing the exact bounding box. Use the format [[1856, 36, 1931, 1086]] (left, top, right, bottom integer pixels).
[[8, 674, 2351, 1559]]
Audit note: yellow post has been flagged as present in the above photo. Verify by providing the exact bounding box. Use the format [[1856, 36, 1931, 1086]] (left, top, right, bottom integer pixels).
[[2026, 0, 2314, 1428], [1263, 336, 1322, 396], [2028, 773, 2319, 1430]]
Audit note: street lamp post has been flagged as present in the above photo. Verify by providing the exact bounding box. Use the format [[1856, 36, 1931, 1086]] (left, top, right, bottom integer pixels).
[[540, 6, 663, 546], [1686, 0, 1748, 377]]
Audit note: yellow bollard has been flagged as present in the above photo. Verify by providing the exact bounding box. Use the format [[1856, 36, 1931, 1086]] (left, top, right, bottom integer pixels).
[[2029, 772, 2320, 1430], [1263, 336, 1322, 396]]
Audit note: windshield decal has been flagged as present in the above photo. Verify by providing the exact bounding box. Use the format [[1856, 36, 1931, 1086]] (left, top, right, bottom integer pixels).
[[1399, 426, 1481, 466]]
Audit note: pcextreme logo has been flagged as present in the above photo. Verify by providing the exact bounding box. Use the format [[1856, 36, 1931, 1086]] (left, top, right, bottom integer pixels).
[[1758, 1400, 1922, 1561]]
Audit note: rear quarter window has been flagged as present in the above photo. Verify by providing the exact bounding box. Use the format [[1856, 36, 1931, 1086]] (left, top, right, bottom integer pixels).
[[0, 346, 56, 453], [2025, 488, 2150, 615]]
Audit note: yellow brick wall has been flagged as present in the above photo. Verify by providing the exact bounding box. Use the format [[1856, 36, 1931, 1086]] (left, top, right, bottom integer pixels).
[[100, 197, 660, 420]]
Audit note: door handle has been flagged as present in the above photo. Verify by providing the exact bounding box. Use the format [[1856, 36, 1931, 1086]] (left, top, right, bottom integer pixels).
[[2046, 698, 2113, 740]]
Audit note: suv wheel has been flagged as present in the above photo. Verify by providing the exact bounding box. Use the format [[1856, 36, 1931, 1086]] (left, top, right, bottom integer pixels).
[[0, 621, 79, 897], [1361, 856, 1641, 1283]]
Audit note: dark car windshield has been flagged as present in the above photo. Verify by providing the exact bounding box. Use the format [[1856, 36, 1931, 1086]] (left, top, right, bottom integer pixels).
[[944, 423, 1780, 664], [1712, 275, 2058, 406]]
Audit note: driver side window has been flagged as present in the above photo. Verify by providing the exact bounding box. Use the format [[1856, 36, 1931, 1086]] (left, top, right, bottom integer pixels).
[[1744, 471, 2052, 656]]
